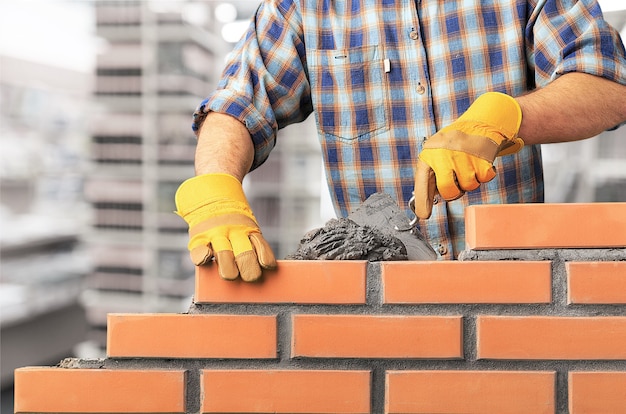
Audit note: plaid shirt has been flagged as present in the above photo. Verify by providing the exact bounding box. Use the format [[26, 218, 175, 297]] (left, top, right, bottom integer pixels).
[[194, 0, 626, 259]]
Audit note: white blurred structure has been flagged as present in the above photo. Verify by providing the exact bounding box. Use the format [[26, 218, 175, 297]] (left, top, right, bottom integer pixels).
[[81, 1, 219, 354]]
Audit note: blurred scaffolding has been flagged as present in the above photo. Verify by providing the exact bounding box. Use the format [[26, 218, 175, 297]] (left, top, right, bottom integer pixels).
[[0, 1, 625, 408]]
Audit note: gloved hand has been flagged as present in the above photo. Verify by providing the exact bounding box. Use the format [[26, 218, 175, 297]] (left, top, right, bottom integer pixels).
[[413, 92, 524, 219], [175, 173, 276, 282]]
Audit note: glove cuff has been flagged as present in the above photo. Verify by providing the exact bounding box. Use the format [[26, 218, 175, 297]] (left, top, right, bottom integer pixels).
[[460, 92, 522, 138], [454, 92, 524, 155], [175, 173, 254, 226]]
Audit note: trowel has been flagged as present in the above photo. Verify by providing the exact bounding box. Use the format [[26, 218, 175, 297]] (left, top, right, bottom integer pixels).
[[347, 192, 437, 261]]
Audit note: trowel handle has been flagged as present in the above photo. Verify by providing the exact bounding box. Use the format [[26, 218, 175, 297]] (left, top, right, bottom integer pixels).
[[408, 195, 419, 227]]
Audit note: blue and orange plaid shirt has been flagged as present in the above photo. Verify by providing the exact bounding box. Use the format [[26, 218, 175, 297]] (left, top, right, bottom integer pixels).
[[193, 0, 626, 259]]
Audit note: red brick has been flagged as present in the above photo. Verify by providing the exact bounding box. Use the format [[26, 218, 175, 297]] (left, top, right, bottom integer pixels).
[[465, 203, 626, 249], [567, 262, 626, 304], [382, 261, 551, 304], [107, 313, 277, 359], [292, 314, 462, 358], [477, 316, 626, 359], [385, 370, 555, 414], [195, 260, 367, 304], [201, 369, 370, 413], [569, 371, 626, 413], [14, 367, 186, 413]]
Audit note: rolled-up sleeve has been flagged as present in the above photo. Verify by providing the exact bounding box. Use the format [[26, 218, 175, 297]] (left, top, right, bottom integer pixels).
[[192, 0, 313, 171], [527, 0, 626, 87]]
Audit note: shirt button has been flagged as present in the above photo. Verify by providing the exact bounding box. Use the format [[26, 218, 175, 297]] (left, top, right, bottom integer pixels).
[[437, 244, 448, 256], [409, 30, 419, 40], [416, 83, 426, 94], [433, 195, 439, 205]]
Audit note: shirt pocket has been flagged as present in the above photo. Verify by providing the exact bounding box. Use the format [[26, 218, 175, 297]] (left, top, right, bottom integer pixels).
[[308, 45, 389, 141]]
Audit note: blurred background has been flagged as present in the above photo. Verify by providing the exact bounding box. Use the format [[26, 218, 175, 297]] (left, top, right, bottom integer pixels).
[[0, 0, 625, 411]]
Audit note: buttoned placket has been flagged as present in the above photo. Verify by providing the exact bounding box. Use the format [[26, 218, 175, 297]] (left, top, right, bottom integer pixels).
[[408, 0, 454, 259]]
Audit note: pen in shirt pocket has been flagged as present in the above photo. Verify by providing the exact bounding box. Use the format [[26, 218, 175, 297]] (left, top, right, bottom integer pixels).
[[384, 58, 391, 73]]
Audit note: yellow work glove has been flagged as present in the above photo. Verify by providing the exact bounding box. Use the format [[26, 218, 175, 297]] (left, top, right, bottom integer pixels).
[[413, 92, 524, 219], [175, 173, 276, 282]]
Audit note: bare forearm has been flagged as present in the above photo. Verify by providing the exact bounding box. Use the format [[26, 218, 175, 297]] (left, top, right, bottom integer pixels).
[[194, 112, 254, 181], [516, 72, 626, 145]]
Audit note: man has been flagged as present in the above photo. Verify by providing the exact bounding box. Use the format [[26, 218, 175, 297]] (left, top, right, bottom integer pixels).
[[176, 0, 626, 281]]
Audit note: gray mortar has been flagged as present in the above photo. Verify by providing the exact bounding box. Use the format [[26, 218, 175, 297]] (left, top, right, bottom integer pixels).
[[285, 217, 408, 261], [459, 247, 626, 262], [287, 193, 437, 262]]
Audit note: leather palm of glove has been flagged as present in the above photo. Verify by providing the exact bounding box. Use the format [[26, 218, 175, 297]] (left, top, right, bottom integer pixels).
[[413, 92, 524, 219], [175, 173, 276, 282]]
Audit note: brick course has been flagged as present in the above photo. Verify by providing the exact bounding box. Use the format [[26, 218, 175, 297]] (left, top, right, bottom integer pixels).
[[195, 259, 367, 304], [385, 370, 556, 414], [465, 202, 626, 250], [568, 372, 626, 413], [201, 370, 371, 413], [567, 261, 626, 304], [107, 314, 277, 359], [477, 316, 626, 360], [381, 261, 552, 303], [14, 368, 186, 413], [14, 202, 626, 413], [292, 314, 462, 358]]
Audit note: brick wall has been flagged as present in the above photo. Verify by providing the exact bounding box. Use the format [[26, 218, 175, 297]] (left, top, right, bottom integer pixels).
[[14, 203, 626, 413]]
